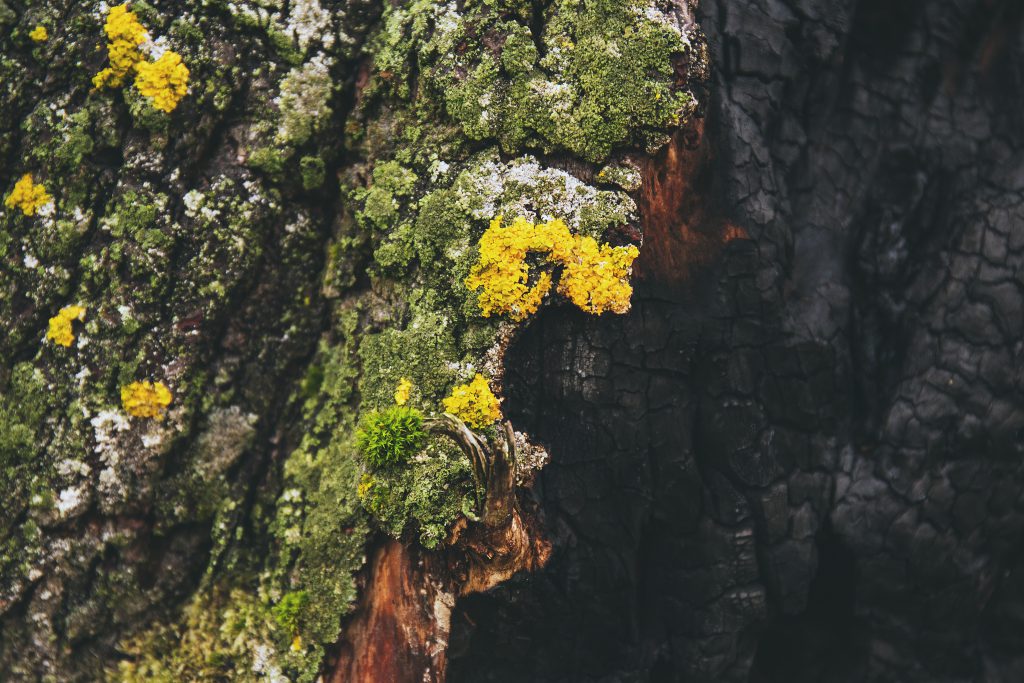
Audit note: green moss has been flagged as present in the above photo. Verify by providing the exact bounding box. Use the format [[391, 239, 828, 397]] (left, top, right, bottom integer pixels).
[[271, 590, 309, 635], [357, 160, 419, 231], [356, 405, 427, 468], [275, 430, 368, 679], [267, 26, 303, 66], [115, 585, 284, 683], [0, 362, 57, 592], [500, 25, 538, 77]]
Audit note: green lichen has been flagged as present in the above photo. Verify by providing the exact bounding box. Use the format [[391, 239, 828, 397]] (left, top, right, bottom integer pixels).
[[370, 0, 695, 163], [0, 362, 50, 592], [299, 155, 325, 189], [115, 585, 285, 683], [359, 436, 477, 549]]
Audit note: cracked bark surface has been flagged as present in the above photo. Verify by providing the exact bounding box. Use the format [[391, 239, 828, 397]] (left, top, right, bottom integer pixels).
[[448, 1, 1024, 681]]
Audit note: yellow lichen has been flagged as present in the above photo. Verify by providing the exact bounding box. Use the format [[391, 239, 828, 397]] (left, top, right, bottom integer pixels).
[[121, 380, 173, 419], [92, 3, 149, 90], [4, 174, 52, 216], [46, 305, 86, 347], [92, 3, 190, 112], [394, 377, 413, 406], [442, 373, 502, 429], [29, 25, 48, 42], [357, 473, 376, 500], [134, 51, 190, 113], [558, 236, 640, 315], [464, 216, 639, 320]]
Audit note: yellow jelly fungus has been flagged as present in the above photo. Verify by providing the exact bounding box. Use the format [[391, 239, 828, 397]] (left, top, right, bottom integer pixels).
[[46, 305, 86, 347], [121, 380, 173, 419], [394, 377, 413, 406], [29, 26, 48, 42], [92, 3, 149, 90], [290, 635, 303, 652], [442, 373, 502, 429], [4, 174, 52, 216], [464, 216, 639, 320], [134, 51, 190, 113]]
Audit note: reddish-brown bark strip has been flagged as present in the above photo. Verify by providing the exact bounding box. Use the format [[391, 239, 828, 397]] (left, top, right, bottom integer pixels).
[[328, 539, 451, 683], [635, 117, 746, 289]]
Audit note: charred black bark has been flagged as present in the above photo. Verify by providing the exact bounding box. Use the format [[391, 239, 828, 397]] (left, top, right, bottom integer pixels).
[[448, 1, 1024, 681]]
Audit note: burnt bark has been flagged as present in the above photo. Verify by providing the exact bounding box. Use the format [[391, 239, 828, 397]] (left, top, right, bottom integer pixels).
[[448, 1, 1024, 682]]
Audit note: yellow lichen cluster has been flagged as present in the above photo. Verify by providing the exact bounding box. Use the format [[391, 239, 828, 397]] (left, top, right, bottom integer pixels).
[[29, 25, 48, 42], [559, 235, 641, 315], [93, 3, 189, 112], [121, 380, 173, 419], [4, 173, 52, 216], [442, 373, 502, 429], [46, 305, 86, 347], [465, 216, 639, 320], [393, 377, 413, 406], [135, 52, 190, 113], [92, 3, 149, 89]]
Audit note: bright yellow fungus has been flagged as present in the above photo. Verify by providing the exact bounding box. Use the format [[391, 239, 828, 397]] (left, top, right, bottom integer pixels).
[[46, 305, 86, 347], [442, 373, 501, 429], [465, 216, 639, 320], [121, 380, 173, 419], [4, 174, 52, 216], [134, 51, 189, 113], [29, 26, 48, 42], [394, 377, 413, 406]]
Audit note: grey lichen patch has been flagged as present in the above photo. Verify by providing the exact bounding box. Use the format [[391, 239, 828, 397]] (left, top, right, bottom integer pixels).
[[276, 53, 334, 146], [597, 160, 644, 192], [451, 153, 638, 237]]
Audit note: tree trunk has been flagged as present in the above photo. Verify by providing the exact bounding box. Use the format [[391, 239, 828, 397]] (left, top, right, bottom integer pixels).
[[1, 1, 1022, 682]]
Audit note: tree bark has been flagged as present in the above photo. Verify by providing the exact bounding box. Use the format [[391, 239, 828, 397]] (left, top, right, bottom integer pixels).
[[1, 0, 1022, 682]]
